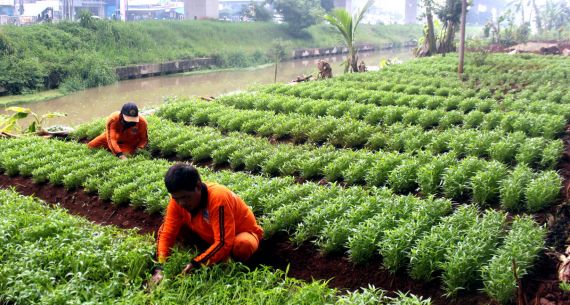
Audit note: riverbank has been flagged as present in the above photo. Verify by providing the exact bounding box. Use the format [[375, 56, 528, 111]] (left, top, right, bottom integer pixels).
[[0, 48, 414, 126], [0, 20, 421, 97], [0, 89, 64, 107]]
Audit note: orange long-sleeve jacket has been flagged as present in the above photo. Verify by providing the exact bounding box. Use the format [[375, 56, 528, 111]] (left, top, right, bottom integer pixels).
[[157, 182, 264, 266], [91, 111, 148, 156]]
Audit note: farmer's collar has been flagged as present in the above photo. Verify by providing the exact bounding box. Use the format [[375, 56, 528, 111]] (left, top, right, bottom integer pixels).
[[199, 182, 208, 210]]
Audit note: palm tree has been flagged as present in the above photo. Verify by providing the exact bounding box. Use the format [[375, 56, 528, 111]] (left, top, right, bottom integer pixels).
[[507, 0, 527, 24], [324, 0, 374, 73]]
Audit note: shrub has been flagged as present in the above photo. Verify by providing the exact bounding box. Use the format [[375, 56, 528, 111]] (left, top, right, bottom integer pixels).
[[525, 171, 561, 212], [499, 165, 534, 212]]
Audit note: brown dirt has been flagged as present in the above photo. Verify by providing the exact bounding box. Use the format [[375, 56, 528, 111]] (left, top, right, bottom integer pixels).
[[521, 125, 570, 305], [0, 174, 491, 304], [486, 41, 570, 55], [6, 125, 570, 303], [0, 175, 162, 235]]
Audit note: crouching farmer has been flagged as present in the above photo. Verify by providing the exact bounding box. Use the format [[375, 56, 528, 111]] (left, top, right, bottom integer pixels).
[[87, 102, 148, 160], [151, 163, 264, 284]]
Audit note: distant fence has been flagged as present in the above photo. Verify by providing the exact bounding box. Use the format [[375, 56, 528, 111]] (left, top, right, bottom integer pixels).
[[115, 58, 215, 80], [0, 15, 20, 25], [291, 40, 417, 59]]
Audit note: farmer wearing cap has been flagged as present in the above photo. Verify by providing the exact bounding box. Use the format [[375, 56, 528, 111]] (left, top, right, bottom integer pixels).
[[151, 163, 264, 284], [87, 102, 148, 160]]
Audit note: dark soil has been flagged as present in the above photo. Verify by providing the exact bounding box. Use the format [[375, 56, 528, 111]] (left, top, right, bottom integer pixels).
[[0, 175, 162, 235], [522, 126, 570, 305], [0, 174, 490, 305], [5, 124, 570, 304]]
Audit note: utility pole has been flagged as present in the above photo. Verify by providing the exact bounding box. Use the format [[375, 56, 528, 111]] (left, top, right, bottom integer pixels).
[[62, 0, 74, 20], [17, 0, 24, 16], [458, 0, 467, 79]]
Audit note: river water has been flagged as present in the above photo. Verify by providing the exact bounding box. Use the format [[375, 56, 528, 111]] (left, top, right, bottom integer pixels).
[[5, 49, 413, 126]]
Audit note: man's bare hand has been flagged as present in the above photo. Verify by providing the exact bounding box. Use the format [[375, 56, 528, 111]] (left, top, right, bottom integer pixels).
[[181, 263, 194, 275], [119, 155, 127, 160], [150, 268, 164, 285]]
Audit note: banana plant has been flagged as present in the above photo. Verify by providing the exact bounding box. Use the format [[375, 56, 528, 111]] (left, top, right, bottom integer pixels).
[[0, 106, 65, 135]]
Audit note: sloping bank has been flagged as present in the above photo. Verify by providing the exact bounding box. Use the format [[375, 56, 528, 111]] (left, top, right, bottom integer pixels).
[[0, 20, 420, 97], [115, 42, 408, 80]]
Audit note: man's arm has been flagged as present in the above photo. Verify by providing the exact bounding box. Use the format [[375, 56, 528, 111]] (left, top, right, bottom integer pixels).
[[137, 118, 148, 149], [190, 202, 235, 267], [105, 117, 123, 157], [157, 199, 184, 263]]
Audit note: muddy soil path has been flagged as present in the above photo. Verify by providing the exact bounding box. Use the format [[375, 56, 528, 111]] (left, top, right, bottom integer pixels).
[[0, 174, 491, 305]]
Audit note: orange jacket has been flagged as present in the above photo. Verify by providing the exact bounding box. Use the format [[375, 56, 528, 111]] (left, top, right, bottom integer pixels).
[[105, 111, 148, 155], [157, 182, 264, 265]]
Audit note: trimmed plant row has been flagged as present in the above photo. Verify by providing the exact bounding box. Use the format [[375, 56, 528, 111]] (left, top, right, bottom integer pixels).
[[0, 138, 543, 302], [267, 80, 570, 119], [389, 55, 570, 102], [272, 79, 477, 99], [72, 116, 562, 211], [76, 109, 565, 170], [334, 70, 463, 90], [0, 189, 432, 305], [257, 84, 569, 130], [157, 98, 565, 158]]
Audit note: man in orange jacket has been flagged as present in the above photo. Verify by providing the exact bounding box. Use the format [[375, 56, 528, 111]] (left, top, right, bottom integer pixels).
[[87, 103, 148, 160], [151, 163, 264, 283]]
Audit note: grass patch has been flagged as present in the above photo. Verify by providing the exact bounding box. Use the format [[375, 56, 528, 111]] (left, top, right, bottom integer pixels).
[[0, 89, 64, 107]]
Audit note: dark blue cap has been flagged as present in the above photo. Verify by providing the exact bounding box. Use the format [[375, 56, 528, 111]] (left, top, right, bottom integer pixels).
[[121, 102, 138, 117]]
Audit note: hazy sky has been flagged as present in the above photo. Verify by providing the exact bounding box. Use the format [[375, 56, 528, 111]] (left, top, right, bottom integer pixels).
[[353, 0, 567, 13]]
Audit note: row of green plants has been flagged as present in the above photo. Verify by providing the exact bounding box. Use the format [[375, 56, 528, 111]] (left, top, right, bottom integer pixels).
[[0, 188, 431, 305], [154, 97, 564, 168], [0, 137, 547, 303], [391, 54, 570, 101], [72, 116, 562, 212], [225, 89, 570, 124], [301, 199, 544, 300], [334, 69, 462, 90], [157, 98, 565, 157], [74, 115, 563, 172], [295, 79, 570, 117]]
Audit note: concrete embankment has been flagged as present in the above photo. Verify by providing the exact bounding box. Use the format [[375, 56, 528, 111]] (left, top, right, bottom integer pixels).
[[115, 40, 417, 80]]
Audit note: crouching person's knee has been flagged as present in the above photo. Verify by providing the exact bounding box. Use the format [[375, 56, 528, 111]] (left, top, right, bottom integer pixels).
[[232, 232, 259, 262]]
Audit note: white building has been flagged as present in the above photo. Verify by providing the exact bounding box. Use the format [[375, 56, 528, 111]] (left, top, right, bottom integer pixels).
[[184, 0, 217, 19]]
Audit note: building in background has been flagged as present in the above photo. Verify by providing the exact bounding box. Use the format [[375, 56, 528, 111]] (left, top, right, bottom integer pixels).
[[184, 0, 217, 19], [468, 0, 507, 25], [404, 0, 417, 24], [219, 0, 263, 20], [126, 0, 183, 20]]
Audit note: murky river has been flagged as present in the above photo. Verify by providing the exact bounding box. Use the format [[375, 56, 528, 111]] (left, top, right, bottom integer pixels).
[[5, 49, 413, 126]]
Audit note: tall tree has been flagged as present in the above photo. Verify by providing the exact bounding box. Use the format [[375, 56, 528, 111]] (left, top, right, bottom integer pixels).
[[268, 0, 324, 35], [435, 0, 465, 54], [531, 0, 543, 34], [507, 0, 526, 24], [458, 0, 467, 78], [415, 0, 439, 57], [425, 0, 437, 55], [324, 0, 374, 73]]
